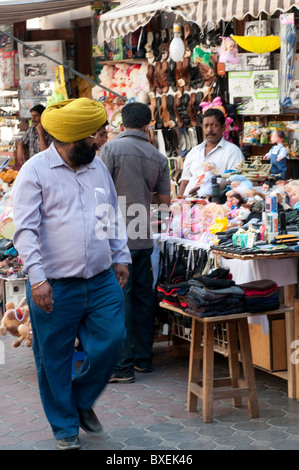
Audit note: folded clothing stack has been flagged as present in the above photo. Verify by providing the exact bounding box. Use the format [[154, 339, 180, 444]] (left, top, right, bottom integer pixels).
[[185, 268, 245, 318], [237, 279, 280, 313], [156, 281, 190, 308]]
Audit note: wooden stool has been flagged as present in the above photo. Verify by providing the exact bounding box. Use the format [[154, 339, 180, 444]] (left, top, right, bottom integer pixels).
[[160, 303, 293, 422], [188, 312, 260, 422]]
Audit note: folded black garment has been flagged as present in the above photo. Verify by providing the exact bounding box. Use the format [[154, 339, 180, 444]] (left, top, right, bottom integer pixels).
[[186, 306, 244, 318], [189, 301, 244, 314], [192, 267, 230, 280], [189, 277, 236, 289], [243, 302, 280, 313]]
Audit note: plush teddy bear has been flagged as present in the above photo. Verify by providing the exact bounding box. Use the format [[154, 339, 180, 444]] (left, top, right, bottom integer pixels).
[[0, 297, 29, 338], [12, 317, 33, 348]]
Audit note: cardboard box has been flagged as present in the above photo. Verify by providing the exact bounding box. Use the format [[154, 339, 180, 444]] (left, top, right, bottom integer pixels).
[[18, 40, 65, 61], [241, 52, 273, 71], [0, 51, 19, 88], [248, 315, 287, 372], [230, 92, 280, 115], [229, 70, 280, 115], [244, 20, 271, 37]]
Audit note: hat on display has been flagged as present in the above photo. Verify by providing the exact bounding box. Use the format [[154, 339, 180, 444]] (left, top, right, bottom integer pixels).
[[41, 98, 107, 143]]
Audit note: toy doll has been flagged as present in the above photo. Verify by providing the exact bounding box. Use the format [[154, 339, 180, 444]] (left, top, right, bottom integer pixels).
[[188, 161, 217, 198], [218, 38, 241, 66], [262, 180, 273, 195], [245, 189, 264, 207], [264, 130, 288, 179]]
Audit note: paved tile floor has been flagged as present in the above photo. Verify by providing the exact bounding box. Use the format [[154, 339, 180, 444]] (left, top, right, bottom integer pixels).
[[1, 333, 299, 451]]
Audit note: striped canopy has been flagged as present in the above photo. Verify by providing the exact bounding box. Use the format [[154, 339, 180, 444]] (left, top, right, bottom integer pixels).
[[98, 0, 299, 44], [0, 0, 93, 23]]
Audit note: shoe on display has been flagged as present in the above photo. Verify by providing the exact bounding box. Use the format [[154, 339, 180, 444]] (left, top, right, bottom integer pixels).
[[109, 375, 135, 383], [57, 435, 80, 450], [77, 408, 103, 435]]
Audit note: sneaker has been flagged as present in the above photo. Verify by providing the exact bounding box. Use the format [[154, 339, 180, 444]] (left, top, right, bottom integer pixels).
[[109, 375, 135, 383], [57, 435, 80, 450], [134, 365, 153, 373]]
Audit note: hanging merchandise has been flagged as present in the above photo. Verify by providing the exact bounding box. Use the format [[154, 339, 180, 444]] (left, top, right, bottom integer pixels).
[[47, 65, 68, 106], [231, 35, 280, 54], [279, 13, 296, 108]]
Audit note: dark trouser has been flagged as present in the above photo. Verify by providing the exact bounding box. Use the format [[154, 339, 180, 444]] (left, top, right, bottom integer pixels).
[[114, 248, 154, 377], [27, 268, 125, 440]]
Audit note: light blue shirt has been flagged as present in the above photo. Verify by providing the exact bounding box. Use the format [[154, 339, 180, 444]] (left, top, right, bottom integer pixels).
[[11, 142, 131, 285]]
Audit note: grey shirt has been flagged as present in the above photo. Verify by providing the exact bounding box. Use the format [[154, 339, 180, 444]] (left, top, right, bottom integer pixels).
[[99, 130, 170, 249]]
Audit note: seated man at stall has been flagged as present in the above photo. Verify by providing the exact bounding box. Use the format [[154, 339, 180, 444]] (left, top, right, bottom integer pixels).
[[17, 104, 53, 164], [178, 108, 244, 197]]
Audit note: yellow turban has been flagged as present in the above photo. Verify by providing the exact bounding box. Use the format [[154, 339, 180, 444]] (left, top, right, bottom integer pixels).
[[41, 98, 107, 143]]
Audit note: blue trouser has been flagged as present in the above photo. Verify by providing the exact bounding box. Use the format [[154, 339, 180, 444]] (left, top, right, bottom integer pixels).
[[114, 248, 154, 377], [26, 268, 125, 440], [270, 155, 287, 179]]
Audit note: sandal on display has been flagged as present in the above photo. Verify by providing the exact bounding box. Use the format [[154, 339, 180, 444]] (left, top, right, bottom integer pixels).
[[148, 128, 157, 147], [174, 94, 183, 127], [155, 97, 163, 129], [166, 60, 177, 92], [166, 94, 176, 127], [188, 23, 204, 51], [154, 62, 163, 94], [150, 97, 156, 126], [161, 29, 170, 61], [162, 128, 175, 157], [159, 95, 170, 128], [182, 57, 191, 92], [175, 61, 185, 95], [179, 93, 190, 128], [146, 64, 155, 92], [175, 127, 188, 157], [161, 60, 169, 94], [196, 91, 203, 125], [152, 31, 162, 62], [145, 31, 154, 63], [184, 24, 192, 58], [188, 92, 197, 127], [188, 127, 198, 148]]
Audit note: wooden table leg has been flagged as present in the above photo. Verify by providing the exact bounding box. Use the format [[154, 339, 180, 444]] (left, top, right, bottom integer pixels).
[[187, 317, 202, 412], [202, 322, 215, 423], [284, 284, 297, 399], [238, 318, 259, 418], [227, 321, 242, 407]]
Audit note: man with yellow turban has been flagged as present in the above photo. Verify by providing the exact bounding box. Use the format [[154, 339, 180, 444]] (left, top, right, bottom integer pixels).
[[12, 98, 131, 450]]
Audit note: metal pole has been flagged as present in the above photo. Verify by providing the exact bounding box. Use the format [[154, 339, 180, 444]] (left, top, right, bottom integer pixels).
[[0, 29, 127, 101]]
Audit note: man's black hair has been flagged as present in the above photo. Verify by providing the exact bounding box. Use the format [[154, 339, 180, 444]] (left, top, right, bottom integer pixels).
[[203, 108, 225, 126], [121, 102, 151, 129], [30, 104, 46, 116]]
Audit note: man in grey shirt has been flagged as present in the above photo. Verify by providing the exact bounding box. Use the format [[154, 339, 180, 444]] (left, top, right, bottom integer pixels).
[[99, 102, 171, 383]]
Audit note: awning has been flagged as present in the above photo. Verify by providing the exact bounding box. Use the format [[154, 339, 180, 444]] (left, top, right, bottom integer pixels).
[[98, 0, 299, 44], [0, 0, 93, 24]]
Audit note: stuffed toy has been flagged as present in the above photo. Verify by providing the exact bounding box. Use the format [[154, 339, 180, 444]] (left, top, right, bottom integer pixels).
[[0, 297, 29, 338], [12, 317, 33, 348]]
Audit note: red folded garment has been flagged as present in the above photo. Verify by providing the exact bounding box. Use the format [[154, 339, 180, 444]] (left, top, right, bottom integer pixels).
[[244, 286, 278, 296]]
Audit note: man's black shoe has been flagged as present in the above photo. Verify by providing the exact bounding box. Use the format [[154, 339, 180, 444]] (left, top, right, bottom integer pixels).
[[77, 408, 103, 435], [57, 435, 80, 450]]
